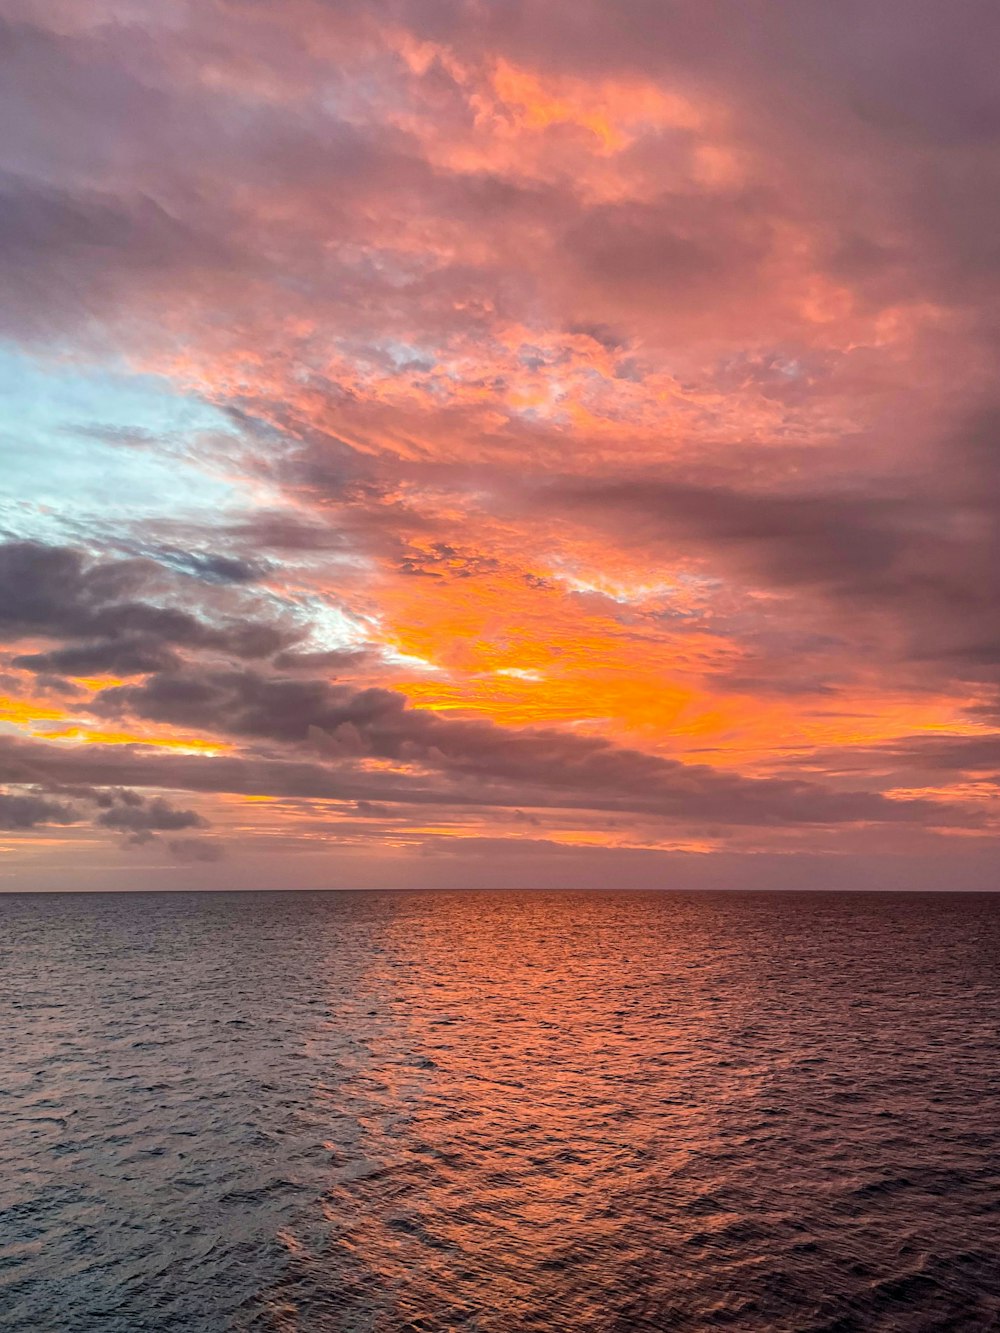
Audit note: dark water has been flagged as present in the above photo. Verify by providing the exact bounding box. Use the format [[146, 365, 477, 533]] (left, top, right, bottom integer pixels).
[[3, 891, 1000, 1331]]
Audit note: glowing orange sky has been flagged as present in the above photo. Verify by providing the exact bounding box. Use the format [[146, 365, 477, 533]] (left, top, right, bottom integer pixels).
[[3, 0, 1000, 889]]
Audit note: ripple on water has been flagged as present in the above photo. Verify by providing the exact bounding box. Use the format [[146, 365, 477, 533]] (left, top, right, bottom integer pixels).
[[2, 889, 1000, 1331]]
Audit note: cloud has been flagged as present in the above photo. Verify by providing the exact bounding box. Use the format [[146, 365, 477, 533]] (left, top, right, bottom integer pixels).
[[537, 411, 1000, 687], [3, 1, 1000, 884], [167, 836, 224, 862], [94, 793, 205, 845], [0, 541, 296, 677], [0, 170, 237, 341], [162, 551, 266, 585], [0, 787, 78, 830], [0, 521, 983, 838], [13, 639, 183, 677], [81, 668, 972, 827], [0, 770, 212, 850]]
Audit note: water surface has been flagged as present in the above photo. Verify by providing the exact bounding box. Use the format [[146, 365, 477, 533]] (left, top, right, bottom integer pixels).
[[3, 890, 1000, 1330]]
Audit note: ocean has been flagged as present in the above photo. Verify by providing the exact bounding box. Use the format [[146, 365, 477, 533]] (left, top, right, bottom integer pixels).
[[2, 889, 1000, 1331]]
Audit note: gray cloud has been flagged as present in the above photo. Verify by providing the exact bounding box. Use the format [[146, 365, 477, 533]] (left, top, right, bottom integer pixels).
[[0, 787, 79, 830], [95, 794, 205, 845], [167, 837, 225, 862], [13, 639, 183, 677], [538, 407, 1000, 686], [0, 772, 212, 850], [0, 541, 296, 676], [86, 668, 972, 828]]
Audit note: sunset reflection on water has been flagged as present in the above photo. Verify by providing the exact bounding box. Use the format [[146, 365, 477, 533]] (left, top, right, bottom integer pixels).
[[4, 890, 1000, 1331], [257, 891, 1000, 1330]]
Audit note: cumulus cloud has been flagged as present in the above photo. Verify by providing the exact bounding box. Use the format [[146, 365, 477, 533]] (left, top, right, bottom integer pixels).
[[0, 771, 213, 851], [0, 788, 78, 830], [94, 793, 205, 845]]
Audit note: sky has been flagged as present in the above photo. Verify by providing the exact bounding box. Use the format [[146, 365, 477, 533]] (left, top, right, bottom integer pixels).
[[3, 0, 1000, 890]]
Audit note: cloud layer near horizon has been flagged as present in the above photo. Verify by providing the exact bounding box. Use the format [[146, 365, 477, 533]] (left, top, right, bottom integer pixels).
[[3, 0, 1000, 889]]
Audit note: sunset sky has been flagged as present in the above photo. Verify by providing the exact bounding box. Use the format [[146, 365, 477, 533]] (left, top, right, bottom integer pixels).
[[3, 0, 1000, 889]]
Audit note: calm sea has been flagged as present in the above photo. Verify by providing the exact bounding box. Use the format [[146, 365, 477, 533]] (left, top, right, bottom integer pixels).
[[2, 890, 1000, 1331]]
